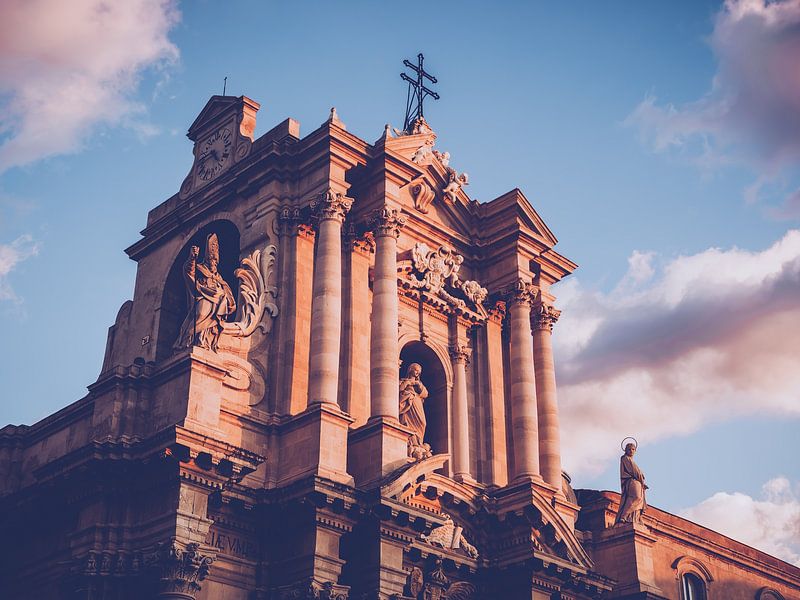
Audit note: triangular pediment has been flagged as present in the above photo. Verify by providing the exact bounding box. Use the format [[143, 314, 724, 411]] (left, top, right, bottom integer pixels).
[[479, 188, 558, 248]]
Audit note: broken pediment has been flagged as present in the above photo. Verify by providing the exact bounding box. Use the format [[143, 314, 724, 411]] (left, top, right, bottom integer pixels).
[[187, 95, 260, 142]]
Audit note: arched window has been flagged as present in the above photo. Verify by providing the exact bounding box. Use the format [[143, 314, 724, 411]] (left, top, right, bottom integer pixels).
[[681, 572, 706, 600], [757, 588, 785, 600]]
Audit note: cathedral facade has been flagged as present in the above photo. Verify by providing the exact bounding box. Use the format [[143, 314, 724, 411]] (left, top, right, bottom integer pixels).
[[0, 94, 798, 600]]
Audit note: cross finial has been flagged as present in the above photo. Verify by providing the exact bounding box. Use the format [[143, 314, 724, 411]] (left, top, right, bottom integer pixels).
[[401, 53, 440, 133]]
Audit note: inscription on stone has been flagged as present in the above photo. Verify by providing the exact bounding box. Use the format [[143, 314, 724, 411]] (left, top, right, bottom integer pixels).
[[205, 529, 258, 560]]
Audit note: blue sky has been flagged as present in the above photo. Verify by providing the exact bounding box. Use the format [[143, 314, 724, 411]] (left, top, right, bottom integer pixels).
[[1, 1, 799, 564]]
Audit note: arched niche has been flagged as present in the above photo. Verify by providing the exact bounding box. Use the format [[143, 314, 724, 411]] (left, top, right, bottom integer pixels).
[[156, 220, 241, 361], [400, 341, 449, 460]]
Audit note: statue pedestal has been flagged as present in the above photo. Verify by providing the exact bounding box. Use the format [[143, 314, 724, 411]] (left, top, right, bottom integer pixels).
[[348, 417, 412, 488], [593, 522, 666, 598], [277, 402, 354, 486]]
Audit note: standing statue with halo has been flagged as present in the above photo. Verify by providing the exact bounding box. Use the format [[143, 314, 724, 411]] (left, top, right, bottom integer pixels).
[[615, 437, 649, 525]]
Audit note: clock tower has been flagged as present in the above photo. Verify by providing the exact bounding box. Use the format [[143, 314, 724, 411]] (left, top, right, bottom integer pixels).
[[179, 94, 260, 198]]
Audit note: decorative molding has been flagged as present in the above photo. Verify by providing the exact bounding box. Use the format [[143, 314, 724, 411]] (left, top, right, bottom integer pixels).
[[310, 189, 353, 224], [671, 555, 714, 583]]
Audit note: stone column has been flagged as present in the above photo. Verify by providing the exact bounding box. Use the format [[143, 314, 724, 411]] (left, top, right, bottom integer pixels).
[[369, 206, 405, 419], [450, 344, 471, 480], [533, 302, 563, 491], [506, 280, 541, 481], [308, 189, 352, 406]]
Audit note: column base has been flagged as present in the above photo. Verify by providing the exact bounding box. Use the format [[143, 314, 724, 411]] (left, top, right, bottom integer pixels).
[[277, 402, 354, 486], [348, 417, 413, 488]]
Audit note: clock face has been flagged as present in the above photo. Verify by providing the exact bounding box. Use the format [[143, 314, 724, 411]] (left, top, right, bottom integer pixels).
[[197, 128, 233, 182]]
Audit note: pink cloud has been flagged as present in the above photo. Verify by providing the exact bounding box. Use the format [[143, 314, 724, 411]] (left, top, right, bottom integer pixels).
[[554, 230, 800, 476], [680, 477, 800, 566], [0, 0, 180, 172], [625, 0, 800, 215]]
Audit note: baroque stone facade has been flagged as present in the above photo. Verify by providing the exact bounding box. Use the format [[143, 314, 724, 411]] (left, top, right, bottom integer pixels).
[[0, 94, 798, 600]]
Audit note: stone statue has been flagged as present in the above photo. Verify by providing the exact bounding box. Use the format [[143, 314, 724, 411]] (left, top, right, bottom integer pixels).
[[175, 233, 236, 352], [421, 514, 479, 558], [615, 442, 649, 525], [399, 363, 432, 460]]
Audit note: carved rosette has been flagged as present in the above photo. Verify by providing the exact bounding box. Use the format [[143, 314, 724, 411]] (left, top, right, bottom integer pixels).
[[369, 206, 406, 238], [310, 189, 353, 224], [145, 541, 213, 598], [533, 302, 561, 333]]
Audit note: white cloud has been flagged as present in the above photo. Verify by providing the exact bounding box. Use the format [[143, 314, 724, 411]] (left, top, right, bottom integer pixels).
[[680, 477, 800, 566], [0, 235, 39, 301], [0, 0, 180, 173], [555, 230, 800, 476], [624, 0, 800, 213]]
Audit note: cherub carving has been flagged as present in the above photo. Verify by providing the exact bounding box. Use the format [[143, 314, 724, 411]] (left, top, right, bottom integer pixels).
[[442, 169, 468, 204]]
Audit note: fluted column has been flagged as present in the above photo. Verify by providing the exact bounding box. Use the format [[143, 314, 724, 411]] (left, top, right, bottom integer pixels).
[[450, 344, 471, 480], [369, 206, 406, 419], [507, 280, 541, 481], [533, 301, 563, 491], [308, 189, 352, 406]]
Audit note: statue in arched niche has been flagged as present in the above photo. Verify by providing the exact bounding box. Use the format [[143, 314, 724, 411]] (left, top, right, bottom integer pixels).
[[399, 363, 432, 461], [174, 233, 236, 352]]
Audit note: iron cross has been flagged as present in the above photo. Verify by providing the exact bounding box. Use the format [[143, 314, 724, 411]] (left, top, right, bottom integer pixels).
[[401, 53, 440, 132]]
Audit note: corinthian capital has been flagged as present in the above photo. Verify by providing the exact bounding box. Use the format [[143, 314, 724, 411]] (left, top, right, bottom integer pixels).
[[503, 278, 536, 308], [145, 541, 213, 598], [533, 302, 561, 332], [310, 188, 353, 224], [369, 206, 406, 238], [449, 344, 471, 364]]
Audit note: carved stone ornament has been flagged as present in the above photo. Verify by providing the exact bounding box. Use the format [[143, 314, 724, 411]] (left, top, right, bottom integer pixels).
[[411, 139, 436, 165], [370, 206, 406, 238], [410, 179, 436, 214], [394, 116, 435, 137], [310, 188, 353, 224], [504, 278, 536, 308], [410, 243, 488, 316], [221, 244, 279, 337], [276, 579, 349, 600], [532, 302, 561, 332], [144, 541, 213, 597], [420, 514, 479, 558], [442, 168, 469, 204], [174, 234, 279, 354], [404, 560, 476, 600]]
